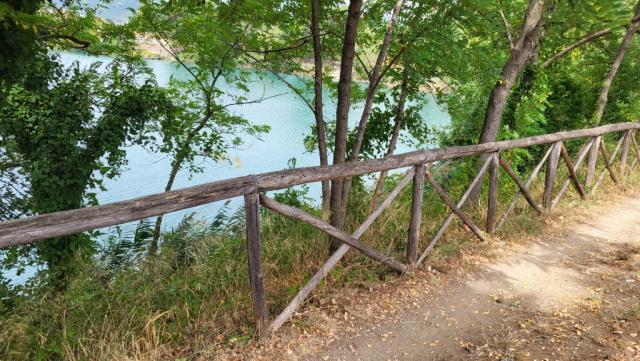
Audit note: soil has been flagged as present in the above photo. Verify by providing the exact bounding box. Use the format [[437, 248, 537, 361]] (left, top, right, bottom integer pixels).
[[218, 193, 640, 361]]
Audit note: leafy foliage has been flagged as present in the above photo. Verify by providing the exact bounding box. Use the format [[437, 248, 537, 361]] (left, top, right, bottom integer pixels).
[[0, 55, 174, 286]]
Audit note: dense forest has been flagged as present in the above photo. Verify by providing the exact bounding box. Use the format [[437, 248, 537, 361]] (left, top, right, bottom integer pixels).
[[1, 0, 639, 359]]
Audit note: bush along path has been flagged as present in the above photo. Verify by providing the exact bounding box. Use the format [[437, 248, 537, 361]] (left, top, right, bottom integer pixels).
[[225, 192, 640, 361]]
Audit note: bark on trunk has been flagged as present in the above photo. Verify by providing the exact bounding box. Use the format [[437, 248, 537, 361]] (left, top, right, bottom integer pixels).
[[339, 0, 404, 215], [329, 0, 363, 250], [370, 65, 410, 209], [148, 158, 181, 256], [479, 0, 547, 144], [310, 0, 330, 220], [592, 2, 640, 124], [471, 0, 548, 204]]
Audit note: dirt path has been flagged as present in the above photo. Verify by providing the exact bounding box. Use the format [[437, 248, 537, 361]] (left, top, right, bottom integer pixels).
[[225, 195, 640, 361], [321, 195, 640, 361]]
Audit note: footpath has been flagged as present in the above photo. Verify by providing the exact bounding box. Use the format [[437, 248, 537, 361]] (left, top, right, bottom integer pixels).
[[223, 194, 640, 361]]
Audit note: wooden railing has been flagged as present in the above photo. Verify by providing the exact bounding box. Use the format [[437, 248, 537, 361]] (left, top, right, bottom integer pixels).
[[1, 121, 639, 336]]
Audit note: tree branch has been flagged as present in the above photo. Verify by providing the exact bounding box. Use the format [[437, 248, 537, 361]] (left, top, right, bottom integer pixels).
[[543, 27, 612, 68], [355, 52, 372, 80], [235, 32, 332, 54], [497, 0, 515, 49], [544, 14, 640, 68], [39, 32, 91, 48], [244, 52, 315, 113]]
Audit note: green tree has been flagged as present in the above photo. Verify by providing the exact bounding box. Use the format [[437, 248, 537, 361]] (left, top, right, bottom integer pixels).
[[132, 0, 272, 254], [0, 56, 174, 287]]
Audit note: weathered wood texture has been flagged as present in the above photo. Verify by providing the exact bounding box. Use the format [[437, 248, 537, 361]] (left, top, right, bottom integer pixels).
[[593, 135, 625, 194], [258, 122, 640, 192], [260, 195, 407, 274], [417, 157, 491, 265], [1, 122, 639, 248], [486, 153, 500, 233], [543, 142, 563, 208], [599, 136, 620, 183], [632, 132, 640, 165], [496, 145, 553, 230], [244, 192, 268, 337], [407, 164, 425, 264], [560, 143, 586, 199], [498, 157, 542, 215], [551, 139, 593, 209], [425, 168, 488, 243], [586, 136, 601, 188], [620, 130, 632, 176], [0, 176, 257, 247]]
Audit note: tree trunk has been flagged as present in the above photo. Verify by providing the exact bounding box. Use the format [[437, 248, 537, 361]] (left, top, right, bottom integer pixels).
[[478, 0, 547, 144], [348, 0, 405, 162], [329, 0, 363, 250], [310, 0, 331, 220], [592, 1, 640, 124], [370, 65, 410, 209], [470, 0, 548, 203], [148, 158, 181, 256], [339, 0, 404, 217]]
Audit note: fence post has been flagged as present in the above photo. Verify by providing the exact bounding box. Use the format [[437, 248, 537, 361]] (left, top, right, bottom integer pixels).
[[407, 164, 425, 265], [244, 191, 268, 337], [586, 136, 601, 189], [486, 152, 499, 233], [543, 142, 562, 209]]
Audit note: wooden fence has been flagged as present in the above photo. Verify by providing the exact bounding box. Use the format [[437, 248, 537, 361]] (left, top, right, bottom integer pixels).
[[1, 121, 639, 336]]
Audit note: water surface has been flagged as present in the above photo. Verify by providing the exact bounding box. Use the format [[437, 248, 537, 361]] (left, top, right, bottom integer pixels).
[[58, 51, 450, 230]]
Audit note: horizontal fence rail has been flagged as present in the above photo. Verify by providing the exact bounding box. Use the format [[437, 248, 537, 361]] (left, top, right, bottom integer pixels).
[[1, 121, 639, 247], [1, 121, 640, 337]]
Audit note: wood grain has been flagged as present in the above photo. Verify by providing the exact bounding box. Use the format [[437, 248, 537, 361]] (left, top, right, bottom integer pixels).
[[498, 157, 542, 215], [417, 157, 491, 264], [543, 142, 562, 209], [244, 192, 268, 337], [486, 153, 499, 233], [551, 139, 592, 209], [260, 195, 407, 274], [269, 167, 414, 332], [560, 143, 586, 199], [407, 164, 425, 264], [585, 136, 601, 188], [495, 145, 552, 230], [425, 168, 488, 243]]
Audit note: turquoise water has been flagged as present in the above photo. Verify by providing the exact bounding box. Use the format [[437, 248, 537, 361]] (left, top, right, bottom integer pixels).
[[4, 6, 451, 283], [4, 51, 449, 284], [57, 52, 450, 230]]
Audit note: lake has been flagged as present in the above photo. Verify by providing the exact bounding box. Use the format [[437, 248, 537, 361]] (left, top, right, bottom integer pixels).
[[4, 48, 450, 285], [57, 51, 451, 231]]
